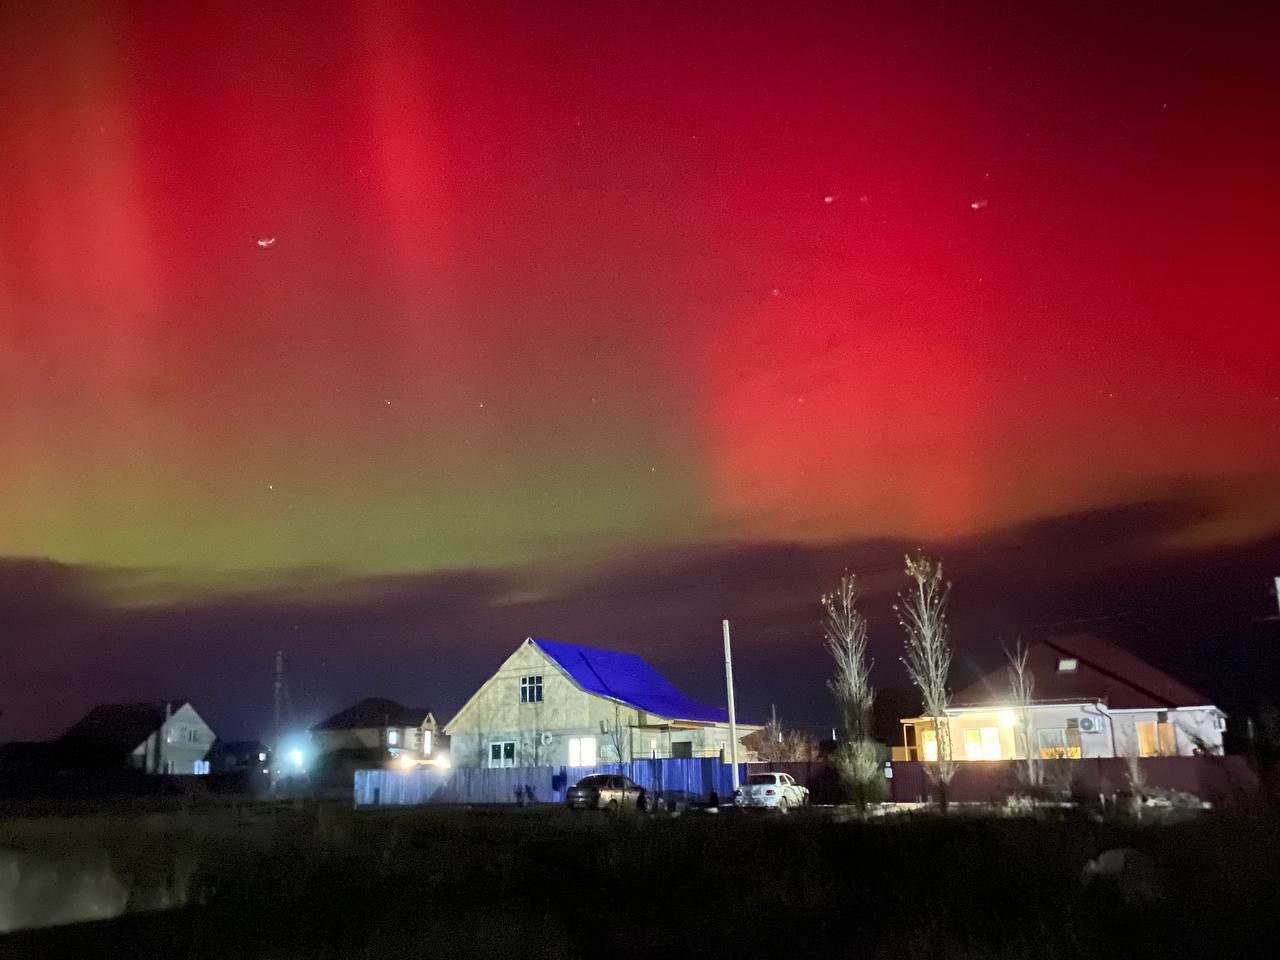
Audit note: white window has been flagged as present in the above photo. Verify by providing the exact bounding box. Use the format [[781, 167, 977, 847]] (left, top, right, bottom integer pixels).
[[258, 752, 267, 762], [649, 738, 658, 759], [387, 729, 399, 746], [1057, 658, 1078, 673], [489, 741, 517, 768], [192, 760, 209, 775], [422, 730, 433, 755], [568, 736, 597, 767], [964, 727, 1002, 761], [521, 675, 543, 703]]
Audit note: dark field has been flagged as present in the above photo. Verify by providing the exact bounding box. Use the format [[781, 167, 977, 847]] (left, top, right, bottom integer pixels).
[[2, 805, 1278, 959]]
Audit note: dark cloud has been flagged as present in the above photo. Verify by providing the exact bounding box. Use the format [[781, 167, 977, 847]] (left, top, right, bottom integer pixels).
[[2, 497, 1277, 743]]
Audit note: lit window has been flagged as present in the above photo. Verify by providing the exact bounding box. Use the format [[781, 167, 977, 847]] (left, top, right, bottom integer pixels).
[[921, 730, 938, 762], [258, 752, 267, 762], [1057, 658, 1078, 673], [649, 738, 658, 759], [1135, 720, 1176, 757], [192, 760, 209, 775], [568, 736, 597, 767], [387, 729, 399, 746], [489, 741, 517, 768], [965, 727, 1002, 760], [521, 675, 543, 703], [1037, 729, 1082, 759], [422, 730, 432, 755]]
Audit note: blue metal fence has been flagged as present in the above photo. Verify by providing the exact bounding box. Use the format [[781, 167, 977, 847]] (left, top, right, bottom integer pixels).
[[354, 758, 745, 807]]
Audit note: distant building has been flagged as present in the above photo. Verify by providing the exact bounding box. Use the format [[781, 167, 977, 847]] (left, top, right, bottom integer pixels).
[[59, 700, 217, 775], [310, 698, 439, 764], [208, 739, 270, 774], [445, 637, 762, 768], [897, 634, 1226, 762]]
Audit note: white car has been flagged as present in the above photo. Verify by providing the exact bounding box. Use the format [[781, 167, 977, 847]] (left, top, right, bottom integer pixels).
[[734, 772, 809, 811]]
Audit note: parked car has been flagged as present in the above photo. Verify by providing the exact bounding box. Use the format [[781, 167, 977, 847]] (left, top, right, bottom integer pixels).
[[734, 772, 809, 811], [566, 774, 646, 812]]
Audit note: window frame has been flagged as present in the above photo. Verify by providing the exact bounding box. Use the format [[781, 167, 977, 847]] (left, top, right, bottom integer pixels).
[[488, 740, 517, 768], [520, 675, 544, 704], [568, 736, 598, 767]]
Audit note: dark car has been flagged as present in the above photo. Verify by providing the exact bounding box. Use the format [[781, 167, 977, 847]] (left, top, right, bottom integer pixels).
[[566, 774, 646, 812]]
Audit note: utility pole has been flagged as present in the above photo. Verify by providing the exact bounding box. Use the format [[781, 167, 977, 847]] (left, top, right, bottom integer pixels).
[[722, 619, 740, 791], [272, 650, 284, 747]]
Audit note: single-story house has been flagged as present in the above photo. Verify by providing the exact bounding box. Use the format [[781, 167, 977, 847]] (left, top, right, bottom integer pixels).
[[444, 637, 762, 768], [898, 634, 1226, 762], [310, 698, 440, 763], [59, 700, 217, 775]]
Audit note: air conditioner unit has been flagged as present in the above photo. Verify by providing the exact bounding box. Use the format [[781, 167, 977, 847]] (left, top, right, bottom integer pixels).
[[1078, 716, 1100, 734]]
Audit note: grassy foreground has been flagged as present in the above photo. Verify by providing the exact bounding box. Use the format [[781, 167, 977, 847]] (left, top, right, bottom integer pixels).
[[2, 805, 1278, 959]]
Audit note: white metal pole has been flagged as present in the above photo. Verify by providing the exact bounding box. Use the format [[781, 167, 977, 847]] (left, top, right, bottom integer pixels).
[[723, 619, 740, 791], [1274, 576, 1280, 618]]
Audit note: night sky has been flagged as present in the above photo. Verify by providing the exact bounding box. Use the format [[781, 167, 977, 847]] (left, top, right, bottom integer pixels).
[[2, 2, 1278, 743]]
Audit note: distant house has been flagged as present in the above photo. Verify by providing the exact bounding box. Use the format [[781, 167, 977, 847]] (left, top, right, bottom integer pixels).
[[310, 698, 439, 764], [60, 700, 217, 775], [444, 637, 762, 768], [897, 634, 1226, 762], [208, 739, 270, 774]]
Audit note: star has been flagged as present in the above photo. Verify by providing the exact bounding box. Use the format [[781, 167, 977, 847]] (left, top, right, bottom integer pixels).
[[267, 483, 274, 491], [256, 237, 276, 248], [823, 195, 835, 204], [384, 399, 392, 406], [970, 199, 988, 211]]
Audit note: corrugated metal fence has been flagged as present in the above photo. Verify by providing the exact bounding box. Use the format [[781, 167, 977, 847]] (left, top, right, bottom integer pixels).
[[355, 758, 743, 807], [354, 755, 1259, 808]]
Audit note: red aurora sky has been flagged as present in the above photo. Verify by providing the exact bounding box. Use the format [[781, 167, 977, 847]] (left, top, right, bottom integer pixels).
[[1, 3, 1278, 738]]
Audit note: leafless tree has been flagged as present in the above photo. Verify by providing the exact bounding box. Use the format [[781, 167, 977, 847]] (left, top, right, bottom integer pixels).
[[824, 572, 880, 805], [604, 702, 631, 764], [745, 719, 821, 763], [1005, 641, 1041, 791], [896, 552, 956, 808]]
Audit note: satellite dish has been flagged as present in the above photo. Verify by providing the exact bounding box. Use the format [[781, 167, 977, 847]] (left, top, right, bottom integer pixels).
[[540, 732, 554, 746]]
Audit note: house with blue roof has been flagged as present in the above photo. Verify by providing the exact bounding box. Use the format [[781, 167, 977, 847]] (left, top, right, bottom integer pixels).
[[443, 638, 762, 768]]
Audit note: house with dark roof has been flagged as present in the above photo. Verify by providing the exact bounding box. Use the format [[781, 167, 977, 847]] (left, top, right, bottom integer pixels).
[[897, 634, 1226, 762], [59, 700, 216, 775], [444, 637, 762, 768], [310, 697, 439, 763]]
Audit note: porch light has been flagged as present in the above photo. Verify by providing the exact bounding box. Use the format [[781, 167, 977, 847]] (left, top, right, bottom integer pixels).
[[998, 710, 1016, 726]]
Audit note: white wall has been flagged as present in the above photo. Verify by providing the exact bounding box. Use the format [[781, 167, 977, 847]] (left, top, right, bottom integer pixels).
[[929, 702, 1226, 760], [129, 703, 216, 774]]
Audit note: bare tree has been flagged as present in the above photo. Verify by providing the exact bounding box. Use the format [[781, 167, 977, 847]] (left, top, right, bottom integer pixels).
[[604, 702, 631, 765], [825, 572, 880, 806], [1005, 641, 1041, 792], [896, 552, 956, 808], [744, 719, 821, 763]]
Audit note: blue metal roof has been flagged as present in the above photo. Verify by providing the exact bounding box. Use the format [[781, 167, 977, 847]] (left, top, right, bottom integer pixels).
[[530, 638, 732, 724]]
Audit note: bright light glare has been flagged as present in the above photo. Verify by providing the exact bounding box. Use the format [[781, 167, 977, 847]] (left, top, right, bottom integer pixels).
[[397, 753, 416, 770], [289, 749, 304, 768], [998, 710, 1016, 726], [431, 754, 452, 770]]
